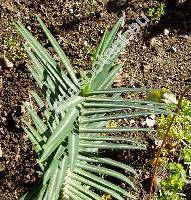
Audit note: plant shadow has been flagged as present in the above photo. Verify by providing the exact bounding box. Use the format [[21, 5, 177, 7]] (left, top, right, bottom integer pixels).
[[105, 0, 191, 38], [145, 0, 191, 39]]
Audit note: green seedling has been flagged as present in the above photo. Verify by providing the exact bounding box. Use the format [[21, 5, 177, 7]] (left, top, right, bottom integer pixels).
[[148, 3, 166, 23], [16, 16, 167, 200]]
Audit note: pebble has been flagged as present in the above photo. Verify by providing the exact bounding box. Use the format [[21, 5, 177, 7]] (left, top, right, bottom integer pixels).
[[163, 28, 169, 36], [84, 41, 88, 46], [69, 9, 74, 14], [3, 56, 13, 68], [170, 47, 177, 53], [179, 34, 189, 39], [141, 62, 152, 72]]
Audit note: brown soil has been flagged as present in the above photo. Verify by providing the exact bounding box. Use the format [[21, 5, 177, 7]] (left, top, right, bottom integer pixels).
[[0, 0, 190, 199]]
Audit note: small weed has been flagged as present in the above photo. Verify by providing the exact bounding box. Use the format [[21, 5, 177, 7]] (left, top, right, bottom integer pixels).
[[148, 3, 166, 23], [90, 0, 97, 5], [157, 162, 186, 200], [152, 96, 191, 199], [4, 35, 27, 60], [181, 147, 191, 164], [158, 98, 191, 143]]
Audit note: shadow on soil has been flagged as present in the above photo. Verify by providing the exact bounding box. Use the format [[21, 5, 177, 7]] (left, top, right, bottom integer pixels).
[[105, 0, 191, 38]]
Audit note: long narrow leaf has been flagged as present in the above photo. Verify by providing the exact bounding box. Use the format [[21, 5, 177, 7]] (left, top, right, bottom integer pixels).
[[68, 179, 102, 200], [15, 22, 78, 92], [23, 127, 42, 153], [92, 28, 109, 67], [83, 102, 165, 112], [70, 173, 124, 200], [79, 142, 145, 150], [54, 155, 69, 200], [66, 185, 92, 200], [80, 111, 163, 124], [40, 107, 78, 162], [79, 135, 138, 143], [78, 155, 137, 175], [80, 127, 150, 133], [23, 102, 47, 134], [68, 129, 79, 171], [72, 168, 135, 199], [37, 16, 79, 87], [76, 162, 135, 188], [88, 87, 160, 95]]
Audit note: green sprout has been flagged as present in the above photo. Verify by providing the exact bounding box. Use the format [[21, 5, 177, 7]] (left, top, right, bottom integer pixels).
[[148, 3, 166, 23], [155, 97, 191, 199], [181, 147, 191, 164], [158, 162, 186, 200], [157, 98, 191, 143], [4, 35, 27, 60]]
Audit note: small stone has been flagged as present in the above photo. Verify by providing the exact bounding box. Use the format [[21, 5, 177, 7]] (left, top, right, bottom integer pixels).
[[141, 62, 152, 72], [0, 164, 5, 172], [150, 115, 156, 120], [69, 9, 74, 14], [15, 154, 21, 162], [84, 41, 88, 46], [170, 47, 177, 53], [27, 26, 31, 31], [145, 117, 156, 127], [179, 34, 189, 39], [141, 121, 146, 127], [3, 56, 13, 68], [163, 28, 169, 36], [129, 119, 135, 125], [142, 45, 147, 50], [162, 93, 177, 104]]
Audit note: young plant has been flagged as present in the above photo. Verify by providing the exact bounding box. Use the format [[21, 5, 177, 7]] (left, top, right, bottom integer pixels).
[[148, 90, 191, 200], [158, 162, 186, 200], [158, 98, 191, 144], [15, 16, 167, 200], [148, 3, 166, 23], [182, 147, 191, 165]]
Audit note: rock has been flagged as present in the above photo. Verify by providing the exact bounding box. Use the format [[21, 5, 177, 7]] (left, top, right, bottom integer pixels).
[[163, 28, 169, 36], [3, 56, 13, 68], [162, 93, 177, 104], [145, 117, 156, 127], [84, 41, 88, 46], [69, 9, 74, 14], [150, 114, 156, 120], [27, 26, 31, 31], [141, 62, 152, 72], [170, 46, 177, 53], [179, 34, 189, 39]]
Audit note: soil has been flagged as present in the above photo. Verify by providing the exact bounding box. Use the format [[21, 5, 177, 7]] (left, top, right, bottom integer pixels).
[[0, 0, 191, 199]]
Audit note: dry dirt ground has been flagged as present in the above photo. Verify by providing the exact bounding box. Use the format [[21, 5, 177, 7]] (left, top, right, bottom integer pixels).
[[0, 0, 190, 199]]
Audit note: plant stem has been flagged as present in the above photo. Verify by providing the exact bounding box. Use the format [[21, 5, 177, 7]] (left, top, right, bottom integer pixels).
[[148, 84, 191, 200]]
